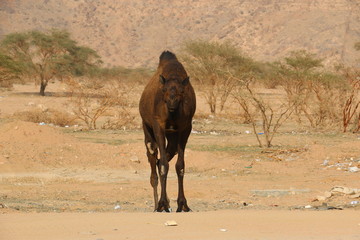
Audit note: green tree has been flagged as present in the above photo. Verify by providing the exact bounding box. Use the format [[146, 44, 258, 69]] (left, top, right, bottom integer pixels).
[[181, 40, 258, 114], [0, 29, 101, 96], [0, 52, 22, 88], [275, 50, 345, 128]]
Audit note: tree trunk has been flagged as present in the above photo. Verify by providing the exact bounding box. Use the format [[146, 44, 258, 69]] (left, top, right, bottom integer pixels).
[[39, 81, 47, 96]]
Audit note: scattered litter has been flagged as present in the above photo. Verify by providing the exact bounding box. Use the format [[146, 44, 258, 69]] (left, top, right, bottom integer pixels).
[[300, 203, 343, 210], [39, 122, 46, 126], [323, 157, 360, 172], [349, 166, 359, 173], [219, 228, 227, 232], [114, 204, 121, 210], [244, 130, 251, 134], [257, 132, 264, 135], [165, 220, 177, 226], [322, 159, 329, 166], [350, 201, 359, 205], [210, 131, 220, 135], [313, 203, 342, 211]]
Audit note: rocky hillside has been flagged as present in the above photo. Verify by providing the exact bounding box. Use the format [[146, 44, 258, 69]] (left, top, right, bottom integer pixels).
[[1, 0, 359, 68]]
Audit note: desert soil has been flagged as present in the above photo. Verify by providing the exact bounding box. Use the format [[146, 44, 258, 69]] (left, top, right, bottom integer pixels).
[[0, 82, 360, 240]]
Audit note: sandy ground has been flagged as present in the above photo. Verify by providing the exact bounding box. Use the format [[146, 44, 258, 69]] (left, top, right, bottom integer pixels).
[[1, 210, 360, 240], [1, 82, 360, 239]]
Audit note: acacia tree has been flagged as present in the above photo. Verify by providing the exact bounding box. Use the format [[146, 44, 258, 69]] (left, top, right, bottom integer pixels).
[[0, 53, 22, 89], [181, 40, 257, 114], [0, 29, 101, 96], [271, 50, 344, 127]]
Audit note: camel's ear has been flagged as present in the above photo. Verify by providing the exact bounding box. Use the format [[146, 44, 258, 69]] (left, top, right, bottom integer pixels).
[[159, 75, 166, 84], [182, 77, 189, 86]]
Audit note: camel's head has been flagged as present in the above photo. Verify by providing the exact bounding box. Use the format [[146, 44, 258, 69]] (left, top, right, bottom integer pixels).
[[160, 74, 189, 112]]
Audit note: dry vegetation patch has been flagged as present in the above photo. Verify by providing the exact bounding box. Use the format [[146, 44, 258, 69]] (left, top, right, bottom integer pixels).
[[12, 108, 76, 127]]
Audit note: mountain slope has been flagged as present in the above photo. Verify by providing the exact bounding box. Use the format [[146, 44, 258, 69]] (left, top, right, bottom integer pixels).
[[1, 0, 359, 68]]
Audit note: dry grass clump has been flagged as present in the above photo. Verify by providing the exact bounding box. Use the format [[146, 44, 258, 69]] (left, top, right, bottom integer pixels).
[[12, 108, 76, 127], [65, 77, 136, 130]]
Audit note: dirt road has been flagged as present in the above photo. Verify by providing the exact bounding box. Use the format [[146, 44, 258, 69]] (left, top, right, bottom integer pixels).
[[2, 210, 360, 240]]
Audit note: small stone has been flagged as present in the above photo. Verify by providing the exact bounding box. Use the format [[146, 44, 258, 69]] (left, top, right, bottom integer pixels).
[[165, 220, 177, 226], [130, 156, 140, 163], [349, 193, 360, 199], [316, 196, 327, 201], [324, 191, 332, 198]]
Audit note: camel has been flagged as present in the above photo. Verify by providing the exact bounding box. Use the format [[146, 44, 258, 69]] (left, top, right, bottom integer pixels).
[[139, 51, 196, 212]]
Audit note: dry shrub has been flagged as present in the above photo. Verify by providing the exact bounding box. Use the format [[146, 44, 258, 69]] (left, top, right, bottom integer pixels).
[[0, 72, 14, 89], [274, 70, 346, 130], [298, 68, 360, 132], [340, 68, 360, 132], [233, 79, 295, 147], [102, 108, 136, 130], [12, 108, 76, 127], [65, 77, 135, 130]]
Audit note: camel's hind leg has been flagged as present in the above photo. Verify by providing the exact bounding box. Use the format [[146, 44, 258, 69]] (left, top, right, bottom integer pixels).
[[176, 127, 191, 212]]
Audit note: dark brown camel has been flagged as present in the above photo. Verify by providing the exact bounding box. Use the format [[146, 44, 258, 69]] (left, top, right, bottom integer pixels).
[[139, 51, 196, 212]]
